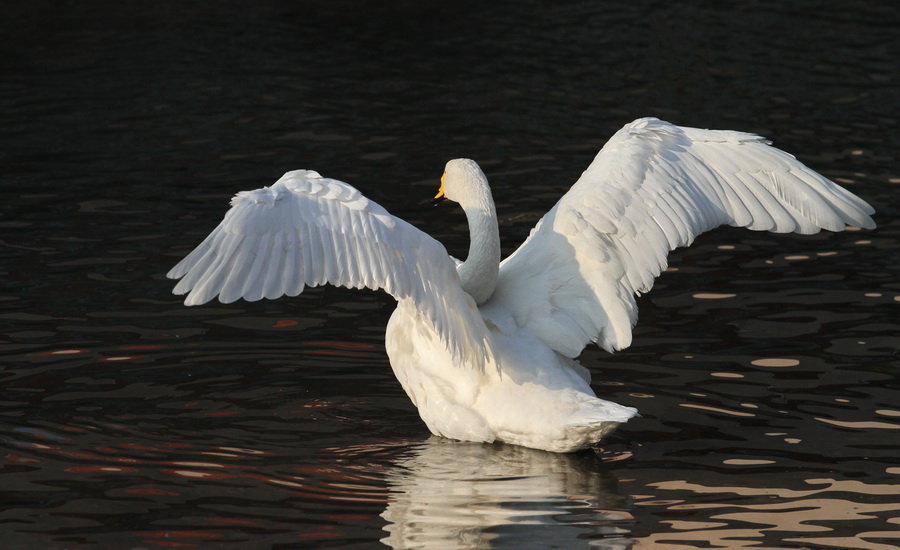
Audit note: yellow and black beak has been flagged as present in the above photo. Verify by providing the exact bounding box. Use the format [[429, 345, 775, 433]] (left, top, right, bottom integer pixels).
[[432, 173, 447, 205]]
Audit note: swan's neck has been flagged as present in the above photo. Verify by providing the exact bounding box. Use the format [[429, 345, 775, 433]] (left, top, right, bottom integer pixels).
[[457, 185, 500, 305]]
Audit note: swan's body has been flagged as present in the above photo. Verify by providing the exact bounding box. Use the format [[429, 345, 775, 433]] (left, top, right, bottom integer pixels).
[[168, 118, 875, 452], [386, 301, 629, 451]]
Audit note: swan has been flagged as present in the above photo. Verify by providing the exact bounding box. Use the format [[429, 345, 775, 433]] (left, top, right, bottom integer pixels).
[[167, 117, 875, 453]]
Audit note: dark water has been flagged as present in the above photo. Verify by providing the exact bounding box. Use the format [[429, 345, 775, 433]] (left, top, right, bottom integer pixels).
[[2, 1, 899, 548]]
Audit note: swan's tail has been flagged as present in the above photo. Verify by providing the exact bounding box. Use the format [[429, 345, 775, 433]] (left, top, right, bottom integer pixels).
[[555, 397, 638, 451]]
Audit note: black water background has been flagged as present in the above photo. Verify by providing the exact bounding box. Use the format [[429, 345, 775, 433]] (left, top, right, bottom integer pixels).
[[2, 1, 899, 548]]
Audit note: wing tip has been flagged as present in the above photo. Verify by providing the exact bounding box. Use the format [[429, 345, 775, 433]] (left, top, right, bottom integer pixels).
[[844, 216, 876, 232], [182, 294, 203, 307]]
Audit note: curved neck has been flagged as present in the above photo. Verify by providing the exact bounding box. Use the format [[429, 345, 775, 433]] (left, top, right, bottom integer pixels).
[[457, 188, 500, 305]]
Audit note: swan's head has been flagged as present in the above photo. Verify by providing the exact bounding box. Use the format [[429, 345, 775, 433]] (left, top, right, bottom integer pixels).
[[435, 158, 489, 205]]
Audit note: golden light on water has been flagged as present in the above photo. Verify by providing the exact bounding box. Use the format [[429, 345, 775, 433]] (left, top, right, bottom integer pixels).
[[630, 478, 900, 549], [679, 404, 755, 417], [751, 358, 800, 367], [815, 418, 900, 430]]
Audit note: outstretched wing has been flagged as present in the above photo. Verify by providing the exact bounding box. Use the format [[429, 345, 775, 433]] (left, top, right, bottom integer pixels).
[[168, 169, 490, 369], [488, 117, 875, 358]]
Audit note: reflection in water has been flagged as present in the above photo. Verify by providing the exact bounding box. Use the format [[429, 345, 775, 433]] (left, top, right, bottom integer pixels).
[[380, 438, 633, 549]]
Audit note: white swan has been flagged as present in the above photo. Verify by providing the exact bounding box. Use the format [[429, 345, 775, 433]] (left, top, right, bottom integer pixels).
[[167, 117, 875, 453]]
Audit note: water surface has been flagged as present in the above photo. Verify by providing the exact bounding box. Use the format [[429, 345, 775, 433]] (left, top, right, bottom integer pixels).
[[2, 1, 899, 548]]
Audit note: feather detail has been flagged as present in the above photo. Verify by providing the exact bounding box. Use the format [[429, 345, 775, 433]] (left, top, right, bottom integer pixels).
[[489, 117, 875, 357], [168, 170, 490, 370]]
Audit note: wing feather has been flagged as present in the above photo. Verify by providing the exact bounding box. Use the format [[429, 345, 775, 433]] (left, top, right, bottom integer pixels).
[[489, 117, 875, 358], [168, 169, 490, 369]]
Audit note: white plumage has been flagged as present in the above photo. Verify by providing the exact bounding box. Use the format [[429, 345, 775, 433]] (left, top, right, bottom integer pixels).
[[168, 118, 875, 452]]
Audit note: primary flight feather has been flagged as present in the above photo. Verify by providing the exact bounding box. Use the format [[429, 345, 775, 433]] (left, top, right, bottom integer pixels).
[[168, 118, 875, 452]]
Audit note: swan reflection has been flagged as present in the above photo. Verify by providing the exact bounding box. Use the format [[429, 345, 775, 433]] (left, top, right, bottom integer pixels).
[[381, 437, 633, 549]]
